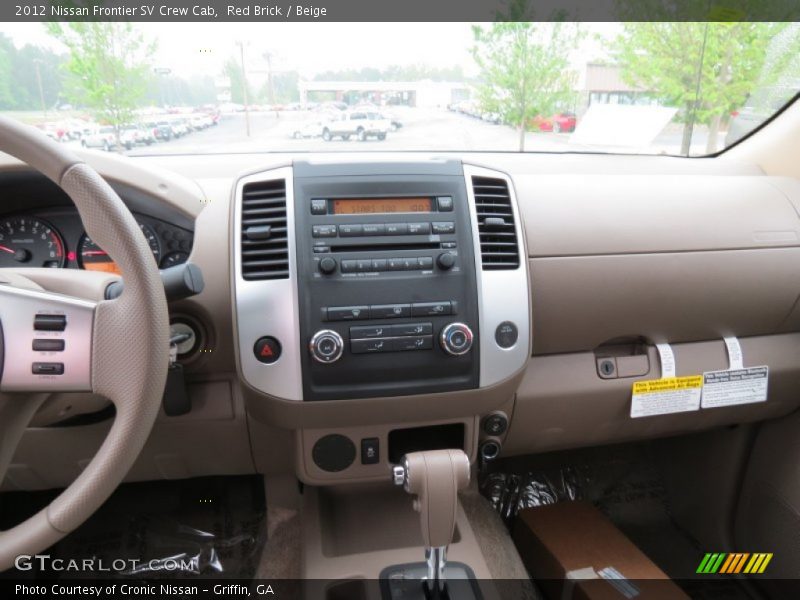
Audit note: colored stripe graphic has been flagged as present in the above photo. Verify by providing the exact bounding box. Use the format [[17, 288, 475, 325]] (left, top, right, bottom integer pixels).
[[698, 552, 773, 574], [719, 554, 735, 573]]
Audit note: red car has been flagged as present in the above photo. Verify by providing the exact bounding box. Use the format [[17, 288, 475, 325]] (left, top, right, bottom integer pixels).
[[532, 112, 577, 133]]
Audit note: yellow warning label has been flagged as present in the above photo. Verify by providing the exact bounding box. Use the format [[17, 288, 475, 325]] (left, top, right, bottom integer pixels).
[[632, 376, 704, 394]]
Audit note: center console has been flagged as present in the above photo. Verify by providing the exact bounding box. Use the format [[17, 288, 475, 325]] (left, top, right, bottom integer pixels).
[[233, 159, 529, 404]]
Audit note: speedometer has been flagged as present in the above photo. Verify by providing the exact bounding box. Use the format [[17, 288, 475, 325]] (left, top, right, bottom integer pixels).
[[79, 222, 161, 274], [0, 216, 65, 268]]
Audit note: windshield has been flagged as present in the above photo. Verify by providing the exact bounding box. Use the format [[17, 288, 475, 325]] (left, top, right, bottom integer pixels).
[[1, 22, 798, 156]]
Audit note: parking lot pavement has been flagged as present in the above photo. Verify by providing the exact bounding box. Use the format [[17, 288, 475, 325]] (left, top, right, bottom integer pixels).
[[121, 109, 578, 155], [52, 108, 704, 156]]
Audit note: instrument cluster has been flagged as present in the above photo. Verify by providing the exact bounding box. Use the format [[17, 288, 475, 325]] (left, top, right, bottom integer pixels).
[[0, 210, 193, 274]]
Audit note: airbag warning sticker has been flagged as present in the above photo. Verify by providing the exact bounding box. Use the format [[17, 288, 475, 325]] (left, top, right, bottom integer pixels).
[[701, 367, 769, 408], [630, 376, 703, 418]]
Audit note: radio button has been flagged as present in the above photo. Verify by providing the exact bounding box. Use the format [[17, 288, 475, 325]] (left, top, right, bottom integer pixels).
[[407, 222, 431, 235], [312, 224, 337, 238], [372, 259, 388, 271], [386, 223, 409, 235], [311, 199, 328, 215], [351, 338, 392, 354], [412, 301, 452, 317], [395, 335, 433, 351], [418, 256, 434, 270], [370, 304, 411, 319], [328, 306, 369, 321], [432, 222, 456, 234], [341, 260, 358, 273], [437, 196, 454, 212], [387, 258, 406, 271], [351, 325, 391, 338], [357, 259, 374, 272], [362, 223, 386, 236], [400, 257, 417, 270], [339, 224, 364, 237], [392, 322, 433, 336]]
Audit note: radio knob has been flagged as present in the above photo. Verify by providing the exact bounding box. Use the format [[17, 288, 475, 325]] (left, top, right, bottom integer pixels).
[[440, 322, 474, 356], [437, 252, 456, 270], [309, 329, 344, 364], [319, 257, 337, 275]]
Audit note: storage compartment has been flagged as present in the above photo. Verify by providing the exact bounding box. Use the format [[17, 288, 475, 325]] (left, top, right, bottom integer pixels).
[[388, 423, 465, 463]]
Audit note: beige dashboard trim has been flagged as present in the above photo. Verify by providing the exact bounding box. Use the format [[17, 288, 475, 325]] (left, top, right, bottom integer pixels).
[[0, 149, 206, 220]]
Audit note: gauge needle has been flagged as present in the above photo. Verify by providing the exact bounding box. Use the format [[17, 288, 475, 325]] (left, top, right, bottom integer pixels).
[[0, 245, 15, 254], [82, 250, 109, 256]]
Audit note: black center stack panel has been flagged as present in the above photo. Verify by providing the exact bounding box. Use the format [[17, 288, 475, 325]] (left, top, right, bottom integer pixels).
[[293, 160, 480, 400]]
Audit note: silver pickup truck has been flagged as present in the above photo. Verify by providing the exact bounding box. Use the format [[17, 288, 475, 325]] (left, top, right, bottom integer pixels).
[[321, 110, 391, 141]]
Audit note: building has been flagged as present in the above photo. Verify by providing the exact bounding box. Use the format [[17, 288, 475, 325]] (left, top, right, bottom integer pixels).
[[578, 63, 657, 109], [298, 80, 469, 108]]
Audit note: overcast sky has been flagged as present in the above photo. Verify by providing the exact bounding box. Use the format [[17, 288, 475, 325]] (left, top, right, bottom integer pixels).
[[1, 22, 615, 79], [2, 23, 478, 76]]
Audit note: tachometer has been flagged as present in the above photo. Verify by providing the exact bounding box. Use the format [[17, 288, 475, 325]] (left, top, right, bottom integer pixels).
[[0, 216, 65, 268], [79, 222, 161, 274]]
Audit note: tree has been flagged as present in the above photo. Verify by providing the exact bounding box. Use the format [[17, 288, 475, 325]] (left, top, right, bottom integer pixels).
[[223, 57, 253, 105], [612, 22, 797, 154], [471, 23, 580, 151], [47, 22, 155, 135], [0, 33, 65, 111]]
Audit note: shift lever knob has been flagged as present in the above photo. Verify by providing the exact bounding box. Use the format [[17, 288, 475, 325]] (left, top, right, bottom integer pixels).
[[395, 449, 470, 549]]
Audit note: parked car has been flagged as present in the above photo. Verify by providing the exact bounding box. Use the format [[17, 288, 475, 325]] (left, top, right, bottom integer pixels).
[[291, 120, 324, 139], [532, 112, 577, 133], [119, 126, 145, 150], [189, 115, 212, 130], [81, 126, 117, 151], [321, 111, 391, 141], [153, 121, 173, 141]]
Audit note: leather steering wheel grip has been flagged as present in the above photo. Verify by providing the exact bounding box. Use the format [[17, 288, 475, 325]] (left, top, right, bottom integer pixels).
[[0, 116, 169, 569]]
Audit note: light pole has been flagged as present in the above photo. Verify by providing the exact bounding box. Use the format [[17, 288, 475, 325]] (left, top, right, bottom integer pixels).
[[238, 41, 251, 137], [263, 51, 275, 105], [33, 59, 47, 118]]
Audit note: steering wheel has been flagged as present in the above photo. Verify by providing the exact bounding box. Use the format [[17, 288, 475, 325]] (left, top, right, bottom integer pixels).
[[0, 116, 169, 570]]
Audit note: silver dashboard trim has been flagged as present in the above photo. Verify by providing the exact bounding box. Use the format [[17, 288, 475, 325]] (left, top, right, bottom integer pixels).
[[232, 166, 304, 401], [463, 164, 531, 387], [0, 285, 95, 392]]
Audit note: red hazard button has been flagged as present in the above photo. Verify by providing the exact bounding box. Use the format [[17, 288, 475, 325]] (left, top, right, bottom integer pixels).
[[254, 336, 281, 364]]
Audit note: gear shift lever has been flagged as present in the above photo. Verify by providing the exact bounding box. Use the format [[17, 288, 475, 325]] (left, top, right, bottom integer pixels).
[[393, 449, 470, 596]]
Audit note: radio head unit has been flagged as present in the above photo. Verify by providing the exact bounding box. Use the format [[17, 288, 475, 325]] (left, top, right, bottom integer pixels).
[[294, 161, 480, 401]]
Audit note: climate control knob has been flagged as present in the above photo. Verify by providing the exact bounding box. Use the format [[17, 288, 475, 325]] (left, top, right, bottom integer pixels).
[[440, 322, 474, 356], [309, 329, 344, 364]]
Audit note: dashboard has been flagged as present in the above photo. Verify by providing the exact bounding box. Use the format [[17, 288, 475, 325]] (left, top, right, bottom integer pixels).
[[3, 147, 800, 489]]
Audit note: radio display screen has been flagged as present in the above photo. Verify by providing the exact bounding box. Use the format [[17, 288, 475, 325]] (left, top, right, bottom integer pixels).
[[332, 197, 433, 215]]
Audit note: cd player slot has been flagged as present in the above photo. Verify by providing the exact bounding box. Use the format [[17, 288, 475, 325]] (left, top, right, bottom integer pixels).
[[329, 242, 441, 253]]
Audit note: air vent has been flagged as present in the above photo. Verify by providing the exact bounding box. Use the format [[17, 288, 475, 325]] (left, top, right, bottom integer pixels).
[[472, 176, 520, 270], [240, 179, 289, 280]]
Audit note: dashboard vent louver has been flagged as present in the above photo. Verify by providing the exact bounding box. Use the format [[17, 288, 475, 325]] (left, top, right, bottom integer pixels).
[[472, 176, 520, 270], [240, 179, 289, 280]]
